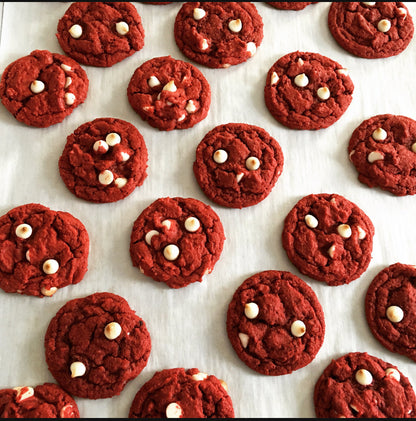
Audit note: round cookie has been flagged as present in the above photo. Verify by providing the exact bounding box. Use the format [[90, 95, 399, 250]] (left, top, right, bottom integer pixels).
[[56, 2, 145, 67], [129, 368, 234, 418], [348, 114, 416, 196], [127, 56, 211, 131], [130, 197, 225, 289], [314, 352, 416, 418], [58, 117, 148, 203], [264, 51, 354, 130], [282, 193, 374, 286], [267, 2, 316, 10], [0, 383, 79, 418], [226, 270, 325, 376], [44, 292, 151, 400], [174, 2, 263, 69], [328, 2, 414, 59], [0, 50, 88, 128], [193, 123, 284, 208], [365, 263, 416, 362], [0, 203, 89, 298]]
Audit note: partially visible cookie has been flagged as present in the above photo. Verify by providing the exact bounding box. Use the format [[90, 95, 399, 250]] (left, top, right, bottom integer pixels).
[[57, 2, 145, 67], [193, 123, 284, 208], [44, 292, 151, 399], [130, 197, 225, 289], [0, 50, 88, 128], [129, 368, 234, 418], [174, 2, 263, 68], [348, 114, 416, 196], [226, 270, 325, 375], [127, 56, 211, 131], [328, 2, 414, 59], [267, 2, 316, 10], [0, 203, 89, 298], [282, 193, 374, 286], [264, 51, 354, 130], [0, 383, 79, 418], [314, 352, 416, 418], [58, 117, 148, 203]]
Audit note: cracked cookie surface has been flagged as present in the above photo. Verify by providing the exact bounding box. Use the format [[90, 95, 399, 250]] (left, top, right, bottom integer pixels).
[[267, 2, 316, 11], [282, 193, 374, 286], [0, 50, 88, 128], [44, 292, 151, 399], [130, 197, 225, 289], [56, 2, 145, 67], [129, 367, 234, 418]]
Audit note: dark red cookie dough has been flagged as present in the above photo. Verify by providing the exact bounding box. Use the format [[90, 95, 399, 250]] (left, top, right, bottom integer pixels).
[[58, 117, 148, 203], [129, 368, 234, 418], [348, 114, 416, 196], [0, 383, 79, 418], [267, 2, 316, 11], [0, 203, 89, 298], [282, 193, 374, 286], [264, 51, 354, 130], [44, 292, 151, 400], [226, 270, 325, 376], [130, 197, 225, 289], [193, 123, 284, 208], [314, 352, 416, 418], [365, 263, 416, 362], [0, 50, 88, 128], [174, 2, 263, 68], [127, 56, 211, 131], [56, 2, 145, 67], [328, 2, 414, 59]]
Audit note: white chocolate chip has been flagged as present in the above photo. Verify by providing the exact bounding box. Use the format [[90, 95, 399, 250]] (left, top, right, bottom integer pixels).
[[213, 149, 228, 164], [246, 156, 260, 171], [386, 305, 404, 323], [337, 224, 352, 239], [15, 223, 32, 239], [238, 332, 249, 348], [30, 80, 45, 94], [43, 259, 59, 275], [104, 322, 122, 340], [222, 63, 231, 69], [317, 87, 330, 100], [93, 140, 109, 154], [60, 404, 75, 418], [65, 92, 76, 105], [412, 143, 416, 153], [164, 244, 180, 261], [362, 2, 376, 5], [246, 42, 256, 56], [244, 302, 259, 319], [305, 214, 318, 229], [192, 372, 208, 381], [13, 386, 34, 402], [148, 76, 161, 88], [163, 80, 177, 93], [41, 286, 58, 297], [162, 220, 172, 230], [291, 320, 306, 337], [145, 230, 159, 245], [64, 77, 72, 88], [368, 151, 384, 163], [106, 132, 121, 146], [98, 170, 114, 185], [120, 152, 130, 161], [220, 380, 228, 391], [328, 244, 336, 259], [201, 38, 209, 50], [193, 7, 206, 20], [69, 24, 82, 39], [178, 114, 186, 122], [372, 128, 387, 141], [336, 68, 349, 76], [26, 250, 31, 262], [236, 172, 244, 183], [349, 150, 355, 160], [294, 73, 309, 88], [139, 266, 144, 273], [357, 226, 366, 240], [186, 100, 197, 113], [271, 71, 279, 85], [378, 19, 391, 33], [297, 58, 304, 65], [116, 21, 129, 36], [70, 361, 86, 378], [166, 402, 182, 418], [228, 18, 242, 33], [398, 7, 407, 17], [184, 217, 200, 232], [115, 177, 128, 188], [61, 63, 72, 72], [385, 368, 400, 382], [355, 369, 373, 386]]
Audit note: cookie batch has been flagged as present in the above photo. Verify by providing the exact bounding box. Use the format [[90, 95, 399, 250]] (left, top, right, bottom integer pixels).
[[1, 1, 416, 418]]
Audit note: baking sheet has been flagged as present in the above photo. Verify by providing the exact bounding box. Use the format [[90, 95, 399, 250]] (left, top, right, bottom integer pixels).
[[1, 1, 416, 418]]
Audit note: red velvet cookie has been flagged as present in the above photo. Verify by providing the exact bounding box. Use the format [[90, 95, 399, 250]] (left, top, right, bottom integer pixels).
[[365, 263, 416, 362], [0, 383, 79, 418], [174, 2, 263, 68], [282, 193, 374, 286], [56, 2, 145, 67], [129, 368, 234, 418], [267, 2, 316, 11], [0, 203, 89, 298], [328, 2, 414, 59], [0, 50, 88, 128], [58, 117, 148, 203], [193, 123, 284, 208], [226, 270, 325, 376], [348, 114, 416, 196], [130, 197, 225, 289], [314, 352, 416, 418], [44, 292, 151, 400], [127, 56, 211, 131]]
